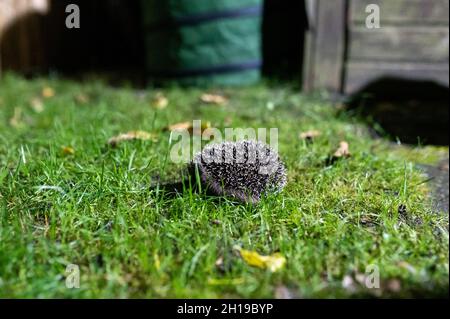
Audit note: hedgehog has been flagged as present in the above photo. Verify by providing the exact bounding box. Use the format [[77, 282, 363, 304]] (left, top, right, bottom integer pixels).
[[190, 140, 287, 204]]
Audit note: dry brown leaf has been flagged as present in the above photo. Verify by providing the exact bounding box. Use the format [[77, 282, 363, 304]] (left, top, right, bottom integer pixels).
[[200, 93, 228, 105], [166, 121, 211, 135], [354, 273, 367, 285], [300, 130, 321, 140], [214, 256, 224, 272], [274, 285, 295, 299], [75, 93, 90, 104], [167, 121, 192, 132], [42, 86, 55, 99], [152, 92, 169, 109], [333, 141, 351, 158], [61, 146, 75, 155], [234, 245, 286, 272], [30, 97, 44, 113], [224, 116, 233, 126], [385, 279, 401, 293], [108, 130, 157, 147], [439, 161, 449, 171], [214, 255, 229, 274], [341, 275, 358, 293], [9, 107, 23, 128]]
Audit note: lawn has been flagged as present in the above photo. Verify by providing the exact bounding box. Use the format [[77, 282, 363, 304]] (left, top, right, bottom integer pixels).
[[0, 74, 448, 298]]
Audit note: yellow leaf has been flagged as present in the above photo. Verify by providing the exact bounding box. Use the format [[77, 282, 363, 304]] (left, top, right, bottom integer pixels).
[[108, 130, 158, 147], [207, 278, 245, 286], [152, 92, 169, 109], [234, 245, 286, 272], [61, 146, 75, 155], [154, 252, 161, 271], [200, 93, 228, 105], [42, 86, 55, 98]]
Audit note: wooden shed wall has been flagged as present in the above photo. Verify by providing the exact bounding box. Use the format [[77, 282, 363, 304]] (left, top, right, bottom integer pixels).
[[0, 0, 49, 75], [345, 0, 449, 94], [303, 0, 450, 95]]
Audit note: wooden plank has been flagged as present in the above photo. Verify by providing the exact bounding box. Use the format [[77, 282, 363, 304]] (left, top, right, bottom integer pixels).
[[344, 61, 449, 94], [302, 0, 318, 92], [350, 0, 449, 25], [303, 0, 346, 92], [348, 26, 449, 63]]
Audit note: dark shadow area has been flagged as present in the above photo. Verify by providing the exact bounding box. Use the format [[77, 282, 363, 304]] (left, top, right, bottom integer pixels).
[[1, 0, 310, 86], [149, 177, 228, 204], [262, 0, 307, 82], [1, 11, 48, 75], [346, 78, 449, 145], [1, 0, 145, 86]]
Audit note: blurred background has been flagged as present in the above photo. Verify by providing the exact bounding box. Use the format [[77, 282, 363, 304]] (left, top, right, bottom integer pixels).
[[0, 0, 449, 144]]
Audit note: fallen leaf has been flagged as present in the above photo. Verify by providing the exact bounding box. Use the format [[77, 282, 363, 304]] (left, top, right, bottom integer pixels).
[[200, 93, 228, 105], [354, 273, 367, 285], [108, 130, 158, 147], [274, 285, 295, 299], [167, 121, 192, 132], [333, 141, 351, 158], [165, 121, 211, 135], [30, 97, 44, 113], [42, 86, 55, 98], [74, 93, 90, 104], [326, 141, 351, 165], [439, 161, 449, 171], [341, 275, 358, 293], [152, 92, 169, 109], [224, 116, 233, 126], [385, 279, 401, 293], [214, 256, 224, 272], [215, 256, 223, 267], [299, 130, 321, 141], [61, 146, 75, 155], [154, 252, 161, 271], [207, 277, 244, 286], [9, 107, 23, 128], [233, 245, 286, 272]]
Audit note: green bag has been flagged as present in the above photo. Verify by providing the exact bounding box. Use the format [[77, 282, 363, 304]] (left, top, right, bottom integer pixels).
[[141, 0, 263, 86]]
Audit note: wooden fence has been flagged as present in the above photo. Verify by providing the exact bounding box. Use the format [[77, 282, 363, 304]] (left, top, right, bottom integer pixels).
[[303, 0, 449, 95]]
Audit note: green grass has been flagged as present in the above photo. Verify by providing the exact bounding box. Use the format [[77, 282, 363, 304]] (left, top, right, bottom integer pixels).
[[0, 73, 448, 298]]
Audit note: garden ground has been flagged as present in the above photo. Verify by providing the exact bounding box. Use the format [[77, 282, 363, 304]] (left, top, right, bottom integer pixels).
[[0, 74, 448, 298]]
